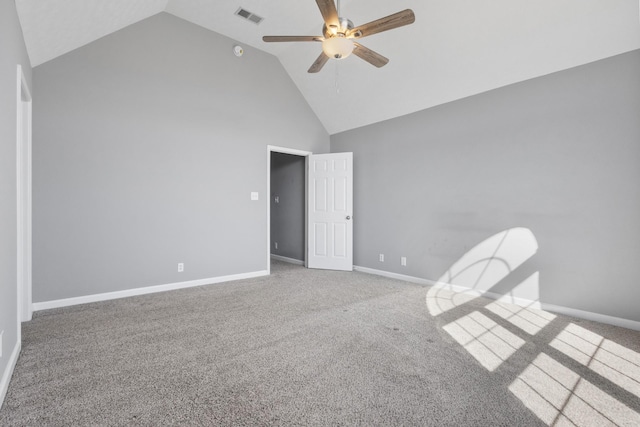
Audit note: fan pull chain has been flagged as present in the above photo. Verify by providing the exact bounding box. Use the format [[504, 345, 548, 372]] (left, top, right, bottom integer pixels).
[[335, 62, 340, 94]]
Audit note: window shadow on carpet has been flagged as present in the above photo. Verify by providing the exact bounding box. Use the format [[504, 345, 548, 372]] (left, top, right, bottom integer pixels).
[[426, 228, 640, 426]]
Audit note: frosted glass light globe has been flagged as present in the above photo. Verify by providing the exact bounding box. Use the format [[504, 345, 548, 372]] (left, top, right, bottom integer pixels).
[[322, 37, 354, 59]]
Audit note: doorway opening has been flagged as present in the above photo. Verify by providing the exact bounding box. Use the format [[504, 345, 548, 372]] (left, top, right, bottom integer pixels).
[[266, 146, 311, 274]]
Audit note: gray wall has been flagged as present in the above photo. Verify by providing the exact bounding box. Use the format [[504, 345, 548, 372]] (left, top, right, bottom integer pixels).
[[270, 152, 305, 261], [33, 13, 329, 302], [331, 50, 640, 322], [0, 0, 32, 401]]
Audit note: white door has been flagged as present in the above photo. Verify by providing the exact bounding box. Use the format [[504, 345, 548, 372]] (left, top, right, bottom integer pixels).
[[307, 152, 353, 271]]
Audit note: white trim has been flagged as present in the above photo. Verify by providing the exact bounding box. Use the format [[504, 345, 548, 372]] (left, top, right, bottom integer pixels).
[[16, 64, 33, 329], [32, 270, 269, 312], [537, 302, 640, 332], [354, 265, 640, 332], [267, 145, 313, 157], [25, 97, 32, 322], [0, 341, 21, 410], [270, 254, 305, 266], [267, 145, 312, 275], [354, 265, 436, 286]]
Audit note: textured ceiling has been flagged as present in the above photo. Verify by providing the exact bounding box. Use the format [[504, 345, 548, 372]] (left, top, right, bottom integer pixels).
[[15, 0, 640, 134]]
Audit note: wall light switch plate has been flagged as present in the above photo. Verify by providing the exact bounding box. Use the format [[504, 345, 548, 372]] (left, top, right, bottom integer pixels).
[[251, 192, 259, 201]]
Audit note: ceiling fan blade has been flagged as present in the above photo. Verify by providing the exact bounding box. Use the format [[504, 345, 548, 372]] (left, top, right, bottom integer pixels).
[[308, 52, 330, 73], [352, 43, 389, 68], [263, 36, 323, 42], [348, 9, 415, 39], [316, 0, 339, 28]]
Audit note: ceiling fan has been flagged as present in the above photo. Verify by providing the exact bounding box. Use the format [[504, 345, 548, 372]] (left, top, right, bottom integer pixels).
[[262, 0, 415, 73]]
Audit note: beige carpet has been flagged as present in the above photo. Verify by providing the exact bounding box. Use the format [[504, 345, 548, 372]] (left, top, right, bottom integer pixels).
[[1, 260, 639, 426]]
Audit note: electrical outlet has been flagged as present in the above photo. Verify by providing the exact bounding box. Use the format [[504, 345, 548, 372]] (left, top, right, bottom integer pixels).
[[274, 242, 278, 250], [379, 254, 384, 262], [401, 257, 407, 266], [178, 263, 184, 272]]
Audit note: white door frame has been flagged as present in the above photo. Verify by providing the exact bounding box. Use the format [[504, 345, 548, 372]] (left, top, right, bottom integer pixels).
[[266, 145, 312, 275], [17, 65, 33, 325]]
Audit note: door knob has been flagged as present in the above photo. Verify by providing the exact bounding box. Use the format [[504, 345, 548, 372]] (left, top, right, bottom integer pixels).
[[346, 216, 351, 220]]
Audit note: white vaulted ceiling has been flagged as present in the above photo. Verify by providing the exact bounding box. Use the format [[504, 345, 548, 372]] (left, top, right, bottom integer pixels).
[[15, 0, 640, 134]]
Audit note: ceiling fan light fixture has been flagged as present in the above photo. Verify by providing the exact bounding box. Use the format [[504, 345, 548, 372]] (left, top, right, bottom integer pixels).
[[322, 36, 354, 60], [262, 1, 415, 72]]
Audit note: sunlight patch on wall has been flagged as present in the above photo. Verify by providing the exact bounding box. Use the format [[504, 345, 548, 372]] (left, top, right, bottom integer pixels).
[[427, 228, 539, 316], [550, 323, 640, 399], [509, 353, 640, 426], [443, 311, 525, 372], [494, 271, 542, 307], [437, 227, 538, 292]]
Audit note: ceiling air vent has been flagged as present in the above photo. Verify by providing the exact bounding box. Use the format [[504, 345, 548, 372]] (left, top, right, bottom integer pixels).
[[235, 7, 264, 25]]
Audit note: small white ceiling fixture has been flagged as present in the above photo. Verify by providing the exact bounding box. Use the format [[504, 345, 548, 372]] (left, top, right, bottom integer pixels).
[[233, 45, 244, 57]]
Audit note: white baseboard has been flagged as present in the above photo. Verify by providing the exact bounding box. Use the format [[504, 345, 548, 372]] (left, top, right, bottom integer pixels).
[[0, 340, 21, 411], [354, 265, 640, 332], [536, 302, 640, 331], [354, 265, 436, 286], [270, 254, 304, 266], [32, 270, 269, 312]]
